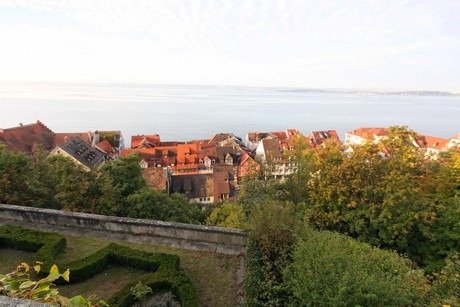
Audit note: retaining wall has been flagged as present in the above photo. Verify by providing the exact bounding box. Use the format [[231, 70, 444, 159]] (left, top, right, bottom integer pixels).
[[0, 204, 247, 254]]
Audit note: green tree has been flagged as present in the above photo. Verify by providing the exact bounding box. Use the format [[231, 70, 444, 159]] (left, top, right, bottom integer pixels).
[[244, 202, 302, 306], [125, 189, 205, 224], [28, 155, 90, 211], [284, 230, 428, 306], [101, 153, 146, 199], [206, 201, 250, 229], [0, 143, 33, 205]]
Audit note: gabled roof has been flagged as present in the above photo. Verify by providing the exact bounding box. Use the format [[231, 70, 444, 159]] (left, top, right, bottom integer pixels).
[[346, 128, 389, 139], [261, 138, 282, 159], [310, 130, 341, 146], [54, 132, 94, 147], [0, 121, 55, 154], [415, 135, 449, 150], [208, 133, 239, 144], [239, 153, 258, 166], [131, 134, 161, 149], [95, 139, 117, 157], [55, 137, 106, 170]]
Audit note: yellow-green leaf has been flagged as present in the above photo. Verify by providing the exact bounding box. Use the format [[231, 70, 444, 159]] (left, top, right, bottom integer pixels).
[[33, 265, 41, 273], [62, 269, 70, 282]]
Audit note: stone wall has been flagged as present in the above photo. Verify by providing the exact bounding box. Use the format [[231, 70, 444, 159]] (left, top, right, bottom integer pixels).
[[0, 204, 247, 254]]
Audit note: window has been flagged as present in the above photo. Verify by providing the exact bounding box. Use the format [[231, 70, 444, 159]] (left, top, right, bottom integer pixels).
[[212, 159, 215, 164]]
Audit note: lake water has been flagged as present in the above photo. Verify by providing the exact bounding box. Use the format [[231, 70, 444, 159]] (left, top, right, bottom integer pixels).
[[0, 82, 459, 146]]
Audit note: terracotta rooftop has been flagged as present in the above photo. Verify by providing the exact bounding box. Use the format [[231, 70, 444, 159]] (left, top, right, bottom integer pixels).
[[261, 138, 283, 160], [131, 134, 161, 149], [346, 127, 389, 139], [416, 135, 449, 150], [310, 130, 341, 146], [0, 121, 54, 154]]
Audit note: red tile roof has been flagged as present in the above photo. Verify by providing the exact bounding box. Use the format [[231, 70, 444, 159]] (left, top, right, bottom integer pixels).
[[0, 121, 54, 154], [54, 133, 93, 147], [131, 134, 161, 149], [415, 135, 449, 150], [309, 130, 341, 147], [346, 128, 389, 139]]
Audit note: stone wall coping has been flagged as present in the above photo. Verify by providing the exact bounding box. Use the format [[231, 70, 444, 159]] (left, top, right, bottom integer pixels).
[[0, 204, 247, 237]]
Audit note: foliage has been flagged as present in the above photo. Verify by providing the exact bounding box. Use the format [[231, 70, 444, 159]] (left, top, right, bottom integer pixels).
[[0, 262, 107, 306], [130, 282, 152, 301], [283, 230, 428, 306], [426, 253, 460, 306], [206, 201, 250, 229], [101, 153, 146, 198], [0, 143, 33, 206], [244, 202, 303, 306], [125, 189, 206, 224]]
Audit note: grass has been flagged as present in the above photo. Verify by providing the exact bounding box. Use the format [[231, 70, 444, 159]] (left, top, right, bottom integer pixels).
[[0, 234, 239, 307]]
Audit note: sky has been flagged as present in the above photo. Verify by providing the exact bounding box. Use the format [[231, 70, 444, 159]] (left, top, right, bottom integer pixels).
[[0, 0, 459, 91]]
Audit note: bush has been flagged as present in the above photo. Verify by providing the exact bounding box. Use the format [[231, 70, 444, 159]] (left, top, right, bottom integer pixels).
[[284, 230, 428, 306]]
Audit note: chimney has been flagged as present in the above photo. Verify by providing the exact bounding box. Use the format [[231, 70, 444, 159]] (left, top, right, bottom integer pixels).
[[19, 123, 23, 126]]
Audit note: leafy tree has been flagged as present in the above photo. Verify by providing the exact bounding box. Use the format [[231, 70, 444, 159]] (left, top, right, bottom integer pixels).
[[245, 202, 302, 306], [125, 189, 205, 224], [28, 155, 91, 211], [101, 153, 146, 199], [0, 143, 33, 206], [284, 230, 428, 306], [206, 201, 250, 229]]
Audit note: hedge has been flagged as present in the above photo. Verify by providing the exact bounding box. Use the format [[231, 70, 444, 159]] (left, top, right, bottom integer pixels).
[[0, 224, 198, 306]]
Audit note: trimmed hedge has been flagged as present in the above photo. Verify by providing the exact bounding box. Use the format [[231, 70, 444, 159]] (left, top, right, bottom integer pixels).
[[0, 225, 198, 306], [0, 224, 66, 273]]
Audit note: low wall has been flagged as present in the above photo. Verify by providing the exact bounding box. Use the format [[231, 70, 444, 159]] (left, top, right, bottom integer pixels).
[[0, 204, 247, 254]]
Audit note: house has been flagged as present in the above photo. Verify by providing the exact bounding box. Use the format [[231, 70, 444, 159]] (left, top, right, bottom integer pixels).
[[171, 174, 214, 205], [49, 137, 106, 171], [309, 130, 341, 147], [213, 171, 234, 202], [344, 128, 390, 146], [415, 135, 449, 159], [0, 121, 55, 155], [255, 138, 294, 180], [131, 134, 161, 149], [237, 154, 260, 181], [444, 133, 460, 150], [245, 129, 301, 151]]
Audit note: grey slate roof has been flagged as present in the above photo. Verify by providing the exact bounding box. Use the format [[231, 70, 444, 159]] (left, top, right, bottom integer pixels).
[[58, 136, 106, 170]]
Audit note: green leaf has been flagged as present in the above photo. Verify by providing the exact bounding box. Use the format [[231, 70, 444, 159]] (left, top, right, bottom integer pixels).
[[62, 269, 70, 282], [33, 264, 41, 273], [19, 280, 35, 289], [49, 264, 59, 276], [69, 295, 87, 307]]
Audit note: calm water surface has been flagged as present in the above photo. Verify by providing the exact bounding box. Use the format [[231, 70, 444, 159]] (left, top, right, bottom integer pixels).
[[0, 82, 458, 145]]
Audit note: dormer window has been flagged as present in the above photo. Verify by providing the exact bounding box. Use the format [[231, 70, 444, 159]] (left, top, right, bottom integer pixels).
[[199, 159, 203, 164], [211, 159, 216, 164]]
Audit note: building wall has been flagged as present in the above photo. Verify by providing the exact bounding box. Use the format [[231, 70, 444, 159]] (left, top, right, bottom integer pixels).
[[0, 204, 247, 255]]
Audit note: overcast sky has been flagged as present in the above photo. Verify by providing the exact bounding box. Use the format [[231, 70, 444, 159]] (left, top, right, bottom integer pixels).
[[0, 0, 459, 91]]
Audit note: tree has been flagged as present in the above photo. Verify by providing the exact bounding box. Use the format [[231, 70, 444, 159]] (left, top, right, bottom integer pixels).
[[206, 201, 250, 229], [125, 189, 205, 224], [244, 202, 302, 306], [284, 230, 428, 306], [28, 155, 91, 211], [101, 153, 146, 199], [0, 143, 33, 206]]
